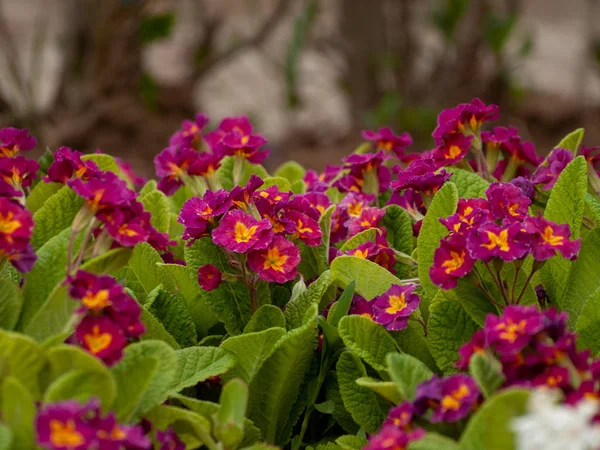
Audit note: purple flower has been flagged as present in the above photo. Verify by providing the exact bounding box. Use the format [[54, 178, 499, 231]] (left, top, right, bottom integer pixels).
[[69, 172, 135, 213], [343, 151, 391, 192], [212, 210, 273, 253], [0, 156, 39, 191], [439, 198, 491, 235], [510, 176, 535, 201], [348, 294, 374, 320], [432, 375, 481, 422], [36, 403, 94, 450], [467, 222, 530, 262], [0, 127, 36, 157], [248, 235, 301, 283], [372, 284, 420, 331], [198, 264, 222, 291], [93, 412, 151, 450], [430, 233, 475, 289], [431, 133, 473, 166], [157, 428, 185, 450], [169, 113, 210, 148], [286, 210, 322, 246], [330, 206, 350, 244], [46, 147, 102, 184], [382, 403, 425, 440], [178, 190, 231, 243], [300, 192, 331, 216], [154, 146, 202, 195], [524, 215, 581, 261], [484, 305, 545, 355], [115, 157, 146, 188], [0, 198, 36, 272], [362, 127, 413, 158], [347, 206, 385, 237], [392, 159, 451, 195], [74, 315, 127, 366], [485, 182, 531, 222], [532, 148, 574, 190], [482, 126, 540, 166], [205, 116, 269, 163], [229, 175, 264, 210], [433, 98, 499, 142], [455, 329, 486, 370], [341, 192, 374, 218]]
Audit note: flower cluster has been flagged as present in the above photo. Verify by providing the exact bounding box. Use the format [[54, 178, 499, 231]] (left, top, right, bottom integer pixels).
[[430, 182, 581, 295], [66, 271, 145, 366], [36, 398, 151, 450], [0, 127, 38, 272]]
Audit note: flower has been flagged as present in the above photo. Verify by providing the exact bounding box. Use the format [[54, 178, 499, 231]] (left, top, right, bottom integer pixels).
[[439, 198, 491, 235], [115, 157, 146, 188], [455, 329, 486, 370], [330, 206, 350, 244], [392, 159, 451, 195], [0, 156, 39, 190], [304, 165, 340, 192], [382, 403, 425, 440], [372, 284, 420, 331], [414, 375, 480, 423], [430, 233, 475, 289], [45, 147, 102, 183], [154, 146, 201, 195], [433, 98, 499, 142], [198, 264, 222, 290], [205, 116, 269, 163], [532, 148, 574, 190], [485, 182, 531, 222], [347, 206, 385, 237], [525, 215, 581, 261], [93, 412, 151, 450], [229, 175, 263, 210], [342, 151, 391, 192], [484, 305, 545, 355], [483, 127, 540, 166], [36, 401, 94, 450], [69, 172, 135, 213], [301, 192, 331, 215], [248, 235, 301, 283], [178, 190, 231, 243], [74, 315, 127, 366], [467, 222, 530, 262], [0, 198, 36, 272], [348, 294, 374, 320], [0, 178, 22, 199], [364, 426, 411, 450], [157, 428, 186, 450], [511, 176, 535, 200], [0, 127, 36, 157], [169, 113, 210, 148], [212, 209, 273, 253], [286, 210, 322, 246], [362, 127, 413, 158], [341, 192, 374, 218], [432, 133, 473, 166]]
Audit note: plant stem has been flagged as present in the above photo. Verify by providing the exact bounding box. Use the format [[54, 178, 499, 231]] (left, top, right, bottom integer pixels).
[[510, 266, 521, 304], [515, 269, 536, 305], [483, 262, 507, 305], [71, 219, 97, 274]]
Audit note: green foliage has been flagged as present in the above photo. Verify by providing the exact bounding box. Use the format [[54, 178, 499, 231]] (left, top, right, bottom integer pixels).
[[447, 168, 489, 198], [0, 280, 21, 330], [382, 205, 414, 255], [338, 315, 397, 371], [244, 305, 286, 333], [386, 352, 433, 401], [274, 161, 306, 183], [147, 285, 197, 347], [469, 353, 505, 399], [1, 377, 35, 450], [284, 270, 333, 329], [139, 189, 172, 233], [139, 13, 176, 43], [331, 256, 406, 300]]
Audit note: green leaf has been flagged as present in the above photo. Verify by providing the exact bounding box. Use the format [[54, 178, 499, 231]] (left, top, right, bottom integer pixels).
[[325, 373, 359, 434], [261, 176, 292, 192], [285, 270, 333, 329], [409, 433, 458, 450], [575, 288, 600, 355], [139, 179, 157, 196], [426, 293, 479, 374], [217, 156, 270, 190], [339, 229, 378, 252], [331, 256, 406, 300], [80, 247, 132, 274], [144, 404, 212, 449], [448, 168, 489, 198], [244, 305, 286, 333], [31, 186, 83, 250], [298, 205, 334, 280], [139, 12, 176, 43], [221, 328, 286, 384], [328, 281, 356, 327], [469, 353, 505, 399], [82, 153, 121, 174], [291, 179, 307, 194], [0, 280, 21, 330], [1, 377, 35, 450], [355, 377, 402, 404], [274, 161, 306, 183], [417, 182, 458, 315], [167, 346, 236, 395], [248, 313, 317, 444], [0, 330, 45, 398], [338, 315, 397, 371], [26, 181, 61, 213], [44, 369, 117, 407], [24, 286, 77, 342], [139, 189, 172, 233], [541, 156, 587, 301], [336, 351, 386, 434], [555, 128, 585, 154], [382, 205, 414, 255], [157, 263, 218, 336], [386, 352, 433, 401], [0, 424, 12, 450], [391, 321, 438, 372], [447, 278, 498, 327], [111, 340, 177, 422], [216, 379, 248, 449], [336, 435, 367, 450], [147, 286, 197, 347], [459, 389, 529, 450], [139, 306, 180, 349]]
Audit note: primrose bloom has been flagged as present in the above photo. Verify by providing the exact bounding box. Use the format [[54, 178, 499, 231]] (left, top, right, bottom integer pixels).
[[304, 165, 340, 192], [432, 133, 473, 166], [169, 113, 210, 148], [157, 428, 186, 450], [341, 192, 374, 218], [525, 215, 581, 261], [349, 294, 374, 320], [343, 151, 391, 192], [455, 329, 486, 370], [198, 264, 222, 291], [0, 178, 22, 199], [392, 159, 451, 195], [70, 172, 135, 213], [532, 148, 573, 190], [301, 192, 331, 216], [364, 426, 412, 450], [229, 175, 263, 210], [511, 176, 535, 200], [440, 198, 491, 235], [74, 315, 127, 366], [154, 146, 201, 195], [362, 127, 413, 158], [0, 198, 36, 272], [93, 413, 151, 450], [347, 206, 385, 237], [484, 305, 545, 355], [212, 210, 273, 253], [68, 271, 126, 313], [330, 206, 349, 244], [468, 222, 530, 262], [485, 182, 531, 222], [205, 116, 269, 163], [45, 147, 102, 183], [483, 126, 540, 166], [115, 157, 146, 188], [430, 234, 475, 289], [433, 98, 499, 142], [286, 210, 322, 246], [36, 401, 94, 450], [0, 127, 36, 157], [414, 375, 480, 423], [178, 190, 231, 243], [382, 403, 425, 441], [248, 235, 300, 283], [0, 155, 39, 190], [372, 284, 420, 331]]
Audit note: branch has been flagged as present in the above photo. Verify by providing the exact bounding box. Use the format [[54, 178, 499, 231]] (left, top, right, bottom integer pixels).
[[194, 0, 293, 78]]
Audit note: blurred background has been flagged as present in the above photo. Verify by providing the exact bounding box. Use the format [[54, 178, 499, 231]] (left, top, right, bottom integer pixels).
[[1, 0, 600, 176]]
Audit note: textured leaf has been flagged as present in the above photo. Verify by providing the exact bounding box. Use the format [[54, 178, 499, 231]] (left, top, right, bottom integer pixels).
[[147, 287, 197, 347], [261, 176, 292, 191], [221, 327, 286, 384], [244, 305, 286, 333], [167, 346, 236, 395], [82, 153, 120, 174], [139, 179, 157, 196], [24, 286, 77, 342], [111, 340, 177, 422], [44, 369, 116, 407], [469, 353, 505, 399], [215, 379, 248, 449], [340, 229, 378, 252], [335, 435, 367, 450], [80, 247, 132, 274], [386, 352, 433, 401], [336, 351, 386, 434], [391, 321, 438, 372], [541, 156, 587, 301], [575, 288, 600, 355], [290, 179, 306, 194], [448, 278, 498, 327], [355, 377, 402, 404], [459, 389, 529, 450], [285, 270, 333, 329], [331, 256, 406, 300], [139, 306, 180, 349], [274, 161, 306, 183], [382, 205, 414, 255], [31, 186, 83, 250], [417, 182, 458, 313], [426, 293, 479, 374], [325, 373, 359, 434], [409, 433, 458, 450], [555, 128, 585, 154], [0, 424, 12, 450], [338, 315, 397, 371], [0, 331, 45, 398], [217, 156, 270, 190], [448, 168, 489, 199], [144, 404, 212, 449], [46, 344, 111, 378], [328, 281, 356, 327], [140, 189, 172, 233], [26, 181, 61, 213], [0, 280, 21, 330], [1, 377, 35, 450], [248, 312, 317, 444]]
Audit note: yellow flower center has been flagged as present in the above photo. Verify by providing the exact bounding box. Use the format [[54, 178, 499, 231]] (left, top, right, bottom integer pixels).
[[482, 229, 510, 252], [385, 294, 407, 315], [347, 202, 363, 217], [98, 425, 127, 441], [0, 145, 18, 157], [82, 289, 111, 310], [495, 319, 527, 343], [0, 211, 21, 235], [233, 221, 258, 243], [446, 145, 462, 159], [378, 141, 394, 152], [354, 249, 369, 258], [441, 251, 465, 274], [380, 437, 406, 450], [542, 226, 563, 246], [262, 247, 288, 272], [84, 325, 113, 354], [240, 135, 250, 145], [50, 420, 84, 447], [507, 203, 521, 217], [296, 220, 313, 234], [440, 384, 471, 411], [118, 224, 139, 237]]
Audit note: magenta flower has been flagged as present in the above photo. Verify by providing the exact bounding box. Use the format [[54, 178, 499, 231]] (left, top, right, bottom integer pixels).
[[36, 401, 94, 450], [483, 126, 540, 166], [212, 210, 273, 253], [169, 113, 210, 148], [0, 156, 39, 191], [248, 235, 300, 283], [154, 146, 201, 195], [0, 178, 22, 199], [229, 175, 263, 210], [343, 151, 391, 192], [330, 206, 350, 244], [93, 413, 151, 450], [372, 284, 420, 331], [532, 366, 570, 389], [386, 189, 425, 216], [205, 116, 269, 163], [188, 151, 222, 178], [340, 192, 374, 218], [198, 264, 222, 290], [484, 305, 545, 355], [524, 215, 581, 261], [432, 133, 473, 166], [45, 147, 102, 184], [348, 294, 374, 320], [347, 241, 379, 260], [364, 426, 411, 450], [115, 157, 146, 188], [0, 127, 36, 157], [300, 192, 331, 216], [430, 233, 475, 289], [440, 198, 491, 235], [157, 428, 186, 450], [382, 403, 425, 441], [347, 206, 385, 237], [392, 159, 451, 195], [532, 148, 573, 190], [362, 127, 413, 158], [254, 186, 291, 207], [304, 165, 341, 192], [69, 172, 135, 213], [68, 270, 124, 313], [433, 98, 499, 142], [286, 210, 322, 246], [432, 375, 481, 422], [74, 315, 127, 366], [485, 182, 531, 222], [467, 222, 530, 262], [179, 190, 231, 243], [455, 329, 486, 370], [0, 198, 36, 272], [510, 176, 535, 200]]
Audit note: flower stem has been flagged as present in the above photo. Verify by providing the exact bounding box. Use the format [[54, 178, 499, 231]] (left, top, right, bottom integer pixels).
[[514, 269, 536, 305], [510, 265, 521, 304], [483, 262, 508, 305]]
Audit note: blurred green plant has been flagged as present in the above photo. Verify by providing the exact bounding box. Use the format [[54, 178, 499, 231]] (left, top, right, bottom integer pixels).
[[139, 13, 176, 44]]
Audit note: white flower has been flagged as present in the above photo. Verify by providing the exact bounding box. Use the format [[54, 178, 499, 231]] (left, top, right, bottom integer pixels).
[[512, 389, 600, 450]]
